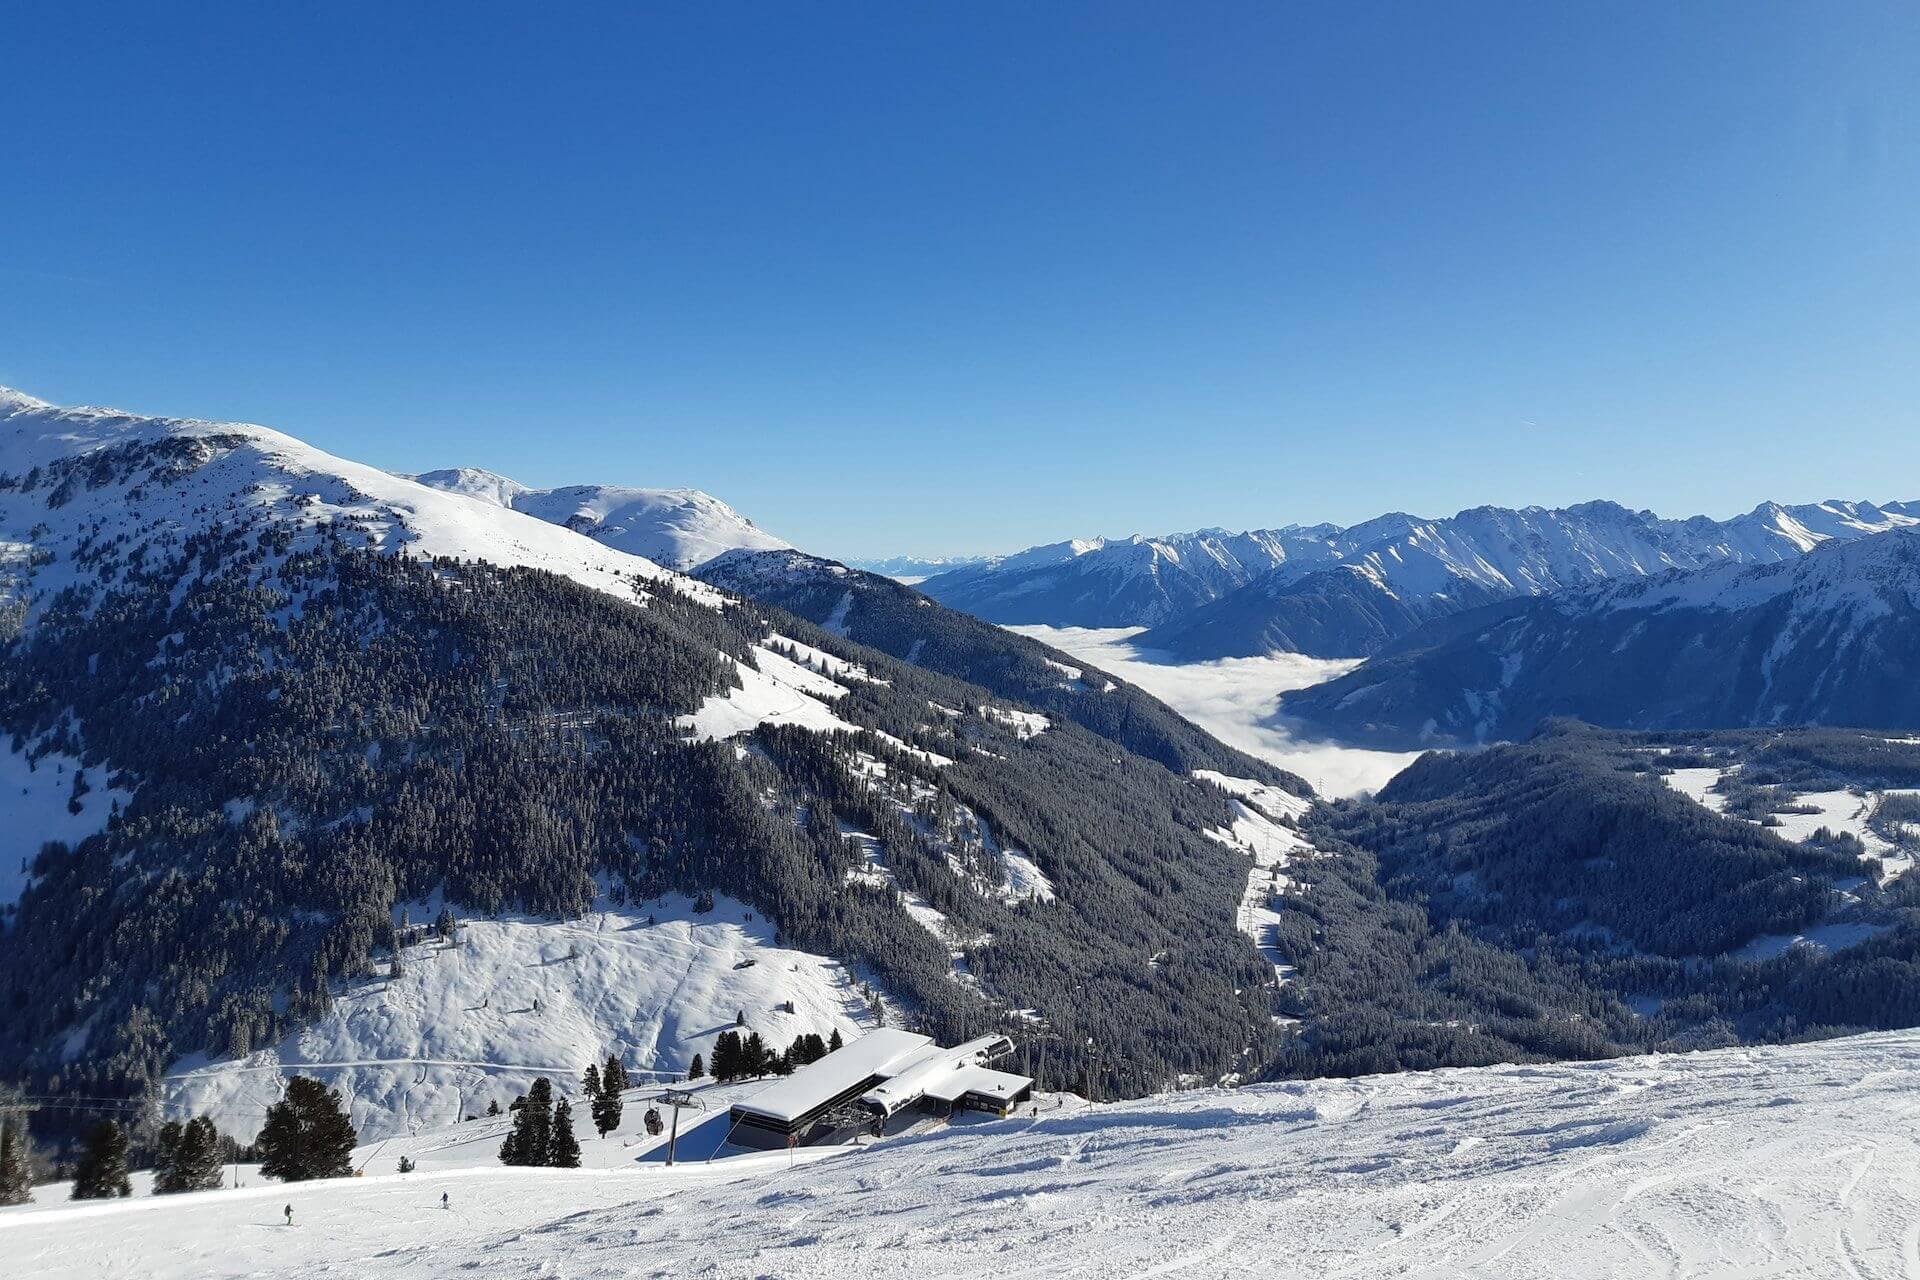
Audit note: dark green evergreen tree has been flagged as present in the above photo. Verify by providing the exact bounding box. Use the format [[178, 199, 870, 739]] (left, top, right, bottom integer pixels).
[[548, 1098, 581, 1168], [581, 1062, 601, 1108], [688, 1052, 704, 1081], [71, 1120, 131, 1200], [829, 1028, 845, 1053], [497, 1078, 554, 1167], [256, 1077, 357, 1182], [0, 1111, 34, 1206]]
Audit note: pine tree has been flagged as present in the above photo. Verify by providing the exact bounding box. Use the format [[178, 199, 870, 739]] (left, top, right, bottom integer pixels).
[[179, 1117, 224, 1191], [743, 1032, 768, 1078], [71, 1120, 131, 1200], [487, 1099, 501, 1117], [256, 1078, 357, 1182], [0, 1113, 35, 1206], [497, 1078, 554, 1167], [590, 1055, 623, 1138], [711, 1031, 741, 1082], [688, 1052, 704, 1081], [581, 1063, 601, 1106], [548, 1098, 581, 1168], [152, 1120, 185, 1194], [829, 1028, 845, 1053]]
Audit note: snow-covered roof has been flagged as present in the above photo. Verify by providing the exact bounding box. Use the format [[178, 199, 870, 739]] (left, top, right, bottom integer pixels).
[[922, 1065, 1030, 1105], [731, 1028, 931, 1124], [858, 1035, 1024, 1116]]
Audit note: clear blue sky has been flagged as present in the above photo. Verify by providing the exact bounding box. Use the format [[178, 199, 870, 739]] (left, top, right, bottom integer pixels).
[[4, 3, 1917, 560]]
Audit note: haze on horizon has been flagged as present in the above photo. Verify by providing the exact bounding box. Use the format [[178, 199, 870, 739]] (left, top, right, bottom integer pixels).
[[4, 3, 1918, 561]]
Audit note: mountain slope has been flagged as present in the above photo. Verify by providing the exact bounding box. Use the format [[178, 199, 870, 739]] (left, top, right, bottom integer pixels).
[[0, 386, 1285, 1115], [413, 468, 790, 571], [1280, 528, 1920, 747], [928, 498, 1920, 658], [694, 547, 1307, 788]]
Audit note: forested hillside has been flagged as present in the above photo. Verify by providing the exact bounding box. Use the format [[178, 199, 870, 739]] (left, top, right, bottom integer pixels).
[[0, 394, 1291, 1127], [695, 547, 1305, 787], [1268, 724, 1920, 1077]]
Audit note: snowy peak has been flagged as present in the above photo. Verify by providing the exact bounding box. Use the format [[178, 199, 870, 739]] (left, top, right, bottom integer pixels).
[[948, 494, 1920, 658], [408, 466, 529, 507], [410, 470, 792, 572], [0, 386, 713, 628]]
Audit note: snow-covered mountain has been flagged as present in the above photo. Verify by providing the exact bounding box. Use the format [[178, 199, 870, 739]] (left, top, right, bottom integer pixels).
[[1281, 526, 1920, 746], [919, 528, 1317, 628], [0, 384, 1295, 1121], [921, 499, 1920, 658], [842, 553, 988, 581], [412, 467, 790, 571], [0, 388, 709, 617]]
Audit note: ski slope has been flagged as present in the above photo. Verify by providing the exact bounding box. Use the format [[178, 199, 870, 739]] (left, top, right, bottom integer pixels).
[[164, 895, 881, 1142], [10, 1029, 1920, 1277]]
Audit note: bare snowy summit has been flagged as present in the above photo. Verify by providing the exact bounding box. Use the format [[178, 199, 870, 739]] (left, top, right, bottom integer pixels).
[[411, 469, 792, 571]]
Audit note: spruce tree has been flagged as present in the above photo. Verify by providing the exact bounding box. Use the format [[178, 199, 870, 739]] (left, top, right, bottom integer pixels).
[[497, 1078, 554, 1167], [688, 1052, 705, 1081], [548, 1098, 582, 1168], [179, 1117, 224, 1191], [829, 1028, 845, 1053], [152, 1120, 185, 1194], [256, 1078, 357, 1182], [592, 1055, 624, 1137], [581, 1063, 601, 1107], [743, 1032, 768, 1078], [0, 1113, 35, 1206], [71, 1120, 132, 1200]]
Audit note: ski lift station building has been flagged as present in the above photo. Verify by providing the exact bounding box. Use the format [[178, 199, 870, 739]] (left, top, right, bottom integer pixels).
[[726, 1029, 1033, 1149]]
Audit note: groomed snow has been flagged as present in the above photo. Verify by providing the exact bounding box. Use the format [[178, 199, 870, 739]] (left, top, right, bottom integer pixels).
[[163, 894, 879, 1142], [1198, 773, 1312, 990], [13, 1029, 1920, 1277]]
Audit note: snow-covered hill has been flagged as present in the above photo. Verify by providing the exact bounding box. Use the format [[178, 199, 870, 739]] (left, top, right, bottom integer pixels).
[[0, 387, 714, 618], [923, 498, 1920, 658], [413, 468, 790, 571], [165, 893, 883, 1142], [1283, 526, 1920, 746], [10, 1028, 1920, 1278]]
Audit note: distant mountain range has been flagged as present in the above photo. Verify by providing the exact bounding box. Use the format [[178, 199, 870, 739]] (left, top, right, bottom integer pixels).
[[917, 500, 1920, 659], [842, 554, 988, 581], [1280, 526, 1920, 747]]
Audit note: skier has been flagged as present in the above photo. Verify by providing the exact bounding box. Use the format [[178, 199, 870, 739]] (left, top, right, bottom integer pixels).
[[284, 1204, 293, 1227], [441, 1191, 449, 1210]]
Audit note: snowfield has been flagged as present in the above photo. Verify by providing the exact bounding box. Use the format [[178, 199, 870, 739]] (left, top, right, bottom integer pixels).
[[11, 1029, 1920, 1277], [164, 895, 880, 1142]]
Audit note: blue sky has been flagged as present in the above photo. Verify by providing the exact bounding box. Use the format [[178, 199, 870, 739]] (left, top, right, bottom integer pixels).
[[3, 3, 1917, 560]]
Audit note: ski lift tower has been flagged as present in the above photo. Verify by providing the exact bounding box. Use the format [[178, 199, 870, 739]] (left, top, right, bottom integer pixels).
[[654, 1088, 705, 1167]]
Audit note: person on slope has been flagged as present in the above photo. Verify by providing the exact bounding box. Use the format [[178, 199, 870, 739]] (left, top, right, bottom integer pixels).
[[284, 1204, 293, 1227], [441, 1192, 449, 1210]]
